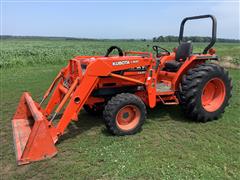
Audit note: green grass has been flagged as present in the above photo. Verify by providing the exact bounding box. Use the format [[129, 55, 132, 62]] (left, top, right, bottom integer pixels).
[[1, 39, 240, 68], [0, 39, 240, 179], [0, 65, 240, 179]]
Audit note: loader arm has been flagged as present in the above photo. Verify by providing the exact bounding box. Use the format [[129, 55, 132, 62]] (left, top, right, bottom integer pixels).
[[52, 56, 153, 134], [12, 55, 153, 165]]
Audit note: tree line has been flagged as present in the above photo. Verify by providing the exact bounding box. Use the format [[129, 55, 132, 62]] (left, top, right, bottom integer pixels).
[[0, 35, 239, 43], [153, 36, 240, 43]]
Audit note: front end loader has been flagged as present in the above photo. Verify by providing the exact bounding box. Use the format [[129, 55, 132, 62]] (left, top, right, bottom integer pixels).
[[12, 15, 232, 165]]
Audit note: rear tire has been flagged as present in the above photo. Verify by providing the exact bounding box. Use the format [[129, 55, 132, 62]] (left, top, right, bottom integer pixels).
[[103, 93, 146, 135], [179, 63, 232, 122]]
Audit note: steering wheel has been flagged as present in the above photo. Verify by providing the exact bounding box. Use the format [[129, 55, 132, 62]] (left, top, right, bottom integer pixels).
[[152, 45, 170, 56], [105, 46, 124, 57]]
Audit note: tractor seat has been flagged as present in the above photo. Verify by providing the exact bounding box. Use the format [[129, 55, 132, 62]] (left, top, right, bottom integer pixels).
[[164, 42, 193, 72]]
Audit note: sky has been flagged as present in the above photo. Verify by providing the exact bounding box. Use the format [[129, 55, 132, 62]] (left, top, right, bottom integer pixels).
[[1, 0, 239, 39]]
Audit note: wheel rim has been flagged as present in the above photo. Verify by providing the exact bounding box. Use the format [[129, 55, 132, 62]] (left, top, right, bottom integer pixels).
[[201, 78, 226, 112], [116, 105, 141, 131]]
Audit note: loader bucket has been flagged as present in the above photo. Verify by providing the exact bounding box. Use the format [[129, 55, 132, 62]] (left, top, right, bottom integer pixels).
[[12, 92, 57, 165]]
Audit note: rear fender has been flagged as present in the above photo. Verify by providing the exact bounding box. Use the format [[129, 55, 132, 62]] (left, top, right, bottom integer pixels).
[[172, 56, 206, 91]]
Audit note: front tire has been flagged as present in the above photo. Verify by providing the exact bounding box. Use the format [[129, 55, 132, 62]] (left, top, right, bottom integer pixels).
[[179, 63, 232, 122], [103, 93, 146, 135]]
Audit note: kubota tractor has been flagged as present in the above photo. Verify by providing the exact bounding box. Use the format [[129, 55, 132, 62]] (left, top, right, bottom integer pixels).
[[12, 15, 232, 165]]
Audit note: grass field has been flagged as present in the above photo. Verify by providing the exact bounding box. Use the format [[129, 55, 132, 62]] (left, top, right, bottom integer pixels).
[[0, 39, 240, 179], [1, 39, 240, 68]]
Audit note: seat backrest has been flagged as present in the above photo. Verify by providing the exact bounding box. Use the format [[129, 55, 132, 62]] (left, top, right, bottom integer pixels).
[[176, 42, 193, 61]]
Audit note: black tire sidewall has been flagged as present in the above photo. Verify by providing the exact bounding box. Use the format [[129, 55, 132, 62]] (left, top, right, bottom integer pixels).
[[113, 101, 145, 134], [103, 93, 146, 135], [195, 69, 231, 119], [180, 63, 232, 122]]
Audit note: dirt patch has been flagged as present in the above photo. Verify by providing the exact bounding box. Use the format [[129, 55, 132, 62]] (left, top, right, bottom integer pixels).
[[215, 56, 240, 69]]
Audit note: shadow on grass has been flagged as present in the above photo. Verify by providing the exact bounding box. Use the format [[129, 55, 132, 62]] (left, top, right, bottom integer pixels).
[[58, 105, 193, 143], [57, 112, 104, 143], [147, 104, 193, 123]]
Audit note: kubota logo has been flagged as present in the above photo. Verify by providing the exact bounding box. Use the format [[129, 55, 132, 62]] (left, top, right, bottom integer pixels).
[[112, 61, 130, 66], [112, 60, 139, 66]]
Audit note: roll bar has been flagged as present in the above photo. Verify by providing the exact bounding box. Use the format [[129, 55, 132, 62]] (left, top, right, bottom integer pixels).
[[178, 14, 217, 54]]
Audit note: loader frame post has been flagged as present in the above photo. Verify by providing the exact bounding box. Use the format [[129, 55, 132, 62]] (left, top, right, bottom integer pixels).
[[40, 71, 62, 105], [50, 77, 79, 122], [56, 76, 99, 134]]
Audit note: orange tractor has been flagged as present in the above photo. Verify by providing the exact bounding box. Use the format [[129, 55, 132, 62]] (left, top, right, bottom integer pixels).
[[12, 15, 232, 165]]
